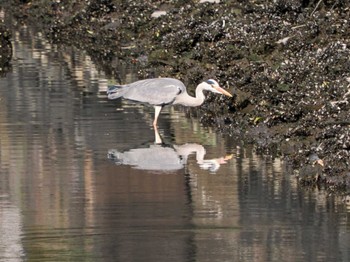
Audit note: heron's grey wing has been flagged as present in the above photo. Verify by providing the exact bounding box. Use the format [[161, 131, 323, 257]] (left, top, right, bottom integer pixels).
[[123, 78, 186, 105]]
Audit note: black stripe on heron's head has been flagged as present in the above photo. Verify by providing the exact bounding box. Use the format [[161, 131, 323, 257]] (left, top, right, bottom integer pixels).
[[206, 79, 217, 86]]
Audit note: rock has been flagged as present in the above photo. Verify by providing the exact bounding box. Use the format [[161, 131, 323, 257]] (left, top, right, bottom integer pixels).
[[151, 10, 167, 18]]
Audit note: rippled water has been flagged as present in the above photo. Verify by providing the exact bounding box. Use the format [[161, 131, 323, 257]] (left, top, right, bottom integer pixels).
[[1, 14, 350, 262]]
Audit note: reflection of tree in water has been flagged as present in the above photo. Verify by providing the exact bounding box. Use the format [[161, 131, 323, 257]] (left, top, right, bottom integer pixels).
[[0, 24, 12, 76]]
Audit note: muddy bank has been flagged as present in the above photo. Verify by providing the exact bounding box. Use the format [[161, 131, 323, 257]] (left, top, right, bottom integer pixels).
[[2, 0, 350, 192]]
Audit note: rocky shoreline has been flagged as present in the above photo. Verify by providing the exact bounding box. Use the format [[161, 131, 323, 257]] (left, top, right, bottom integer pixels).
[[1, 0, 350, 192]]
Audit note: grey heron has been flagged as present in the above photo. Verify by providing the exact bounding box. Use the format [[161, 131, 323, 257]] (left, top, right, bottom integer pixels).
[[107, 78, 232, 129]]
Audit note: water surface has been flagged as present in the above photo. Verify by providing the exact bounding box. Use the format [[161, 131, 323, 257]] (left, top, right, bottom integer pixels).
[[0, 16, 349, 262]]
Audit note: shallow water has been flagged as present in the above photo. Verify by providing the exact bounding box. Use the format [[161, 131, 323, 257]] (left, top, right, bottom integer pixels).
[[0, 16, 350, 262]]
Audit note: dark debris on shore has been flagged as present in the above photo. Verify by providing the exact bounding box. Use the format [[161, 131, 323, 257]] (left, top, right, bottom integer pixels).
[[1, 0, 350, 192]]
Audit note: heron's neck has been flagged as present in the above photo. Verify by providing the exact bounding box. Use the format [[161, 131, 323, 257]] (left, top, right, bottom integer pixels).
[[175, 83, 205, 107]]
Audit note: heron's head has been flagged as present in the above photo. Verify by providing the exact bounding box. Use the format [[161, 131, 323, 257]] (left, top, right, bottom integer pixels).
[[203, 79, 232, 97]]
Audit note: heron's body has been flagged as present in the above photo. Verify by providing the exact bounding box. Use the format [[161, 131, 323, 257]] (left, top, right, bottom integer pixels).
[[107, 78, 232, 128]]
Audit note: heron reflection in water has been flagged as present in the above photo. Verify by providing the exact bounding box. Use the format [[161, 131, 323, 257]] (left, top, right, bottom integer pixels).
[[107, 78, 232, 129], [108, 129, 232, 173]]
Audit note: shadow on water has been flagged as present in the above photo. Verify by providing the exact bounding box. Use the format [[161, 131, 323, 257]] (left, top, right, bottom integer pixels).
[[0, 11, 350, 262]]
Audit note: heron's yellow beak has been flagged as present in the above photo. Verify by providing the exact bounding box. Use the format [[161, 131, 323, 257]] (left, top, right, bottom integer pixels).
[[215, 86, 233, 97]]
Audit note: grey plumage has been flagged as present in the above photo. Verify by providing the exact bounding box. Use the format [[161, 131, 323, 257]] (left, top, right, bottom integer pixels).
[[107, 77, 232, 128], [107, 78, 184, 106]]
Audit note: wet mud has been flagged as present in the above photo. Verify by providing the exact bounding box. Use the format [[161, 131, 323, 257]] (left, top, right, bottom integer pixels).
[[2, 0, 350, 192]]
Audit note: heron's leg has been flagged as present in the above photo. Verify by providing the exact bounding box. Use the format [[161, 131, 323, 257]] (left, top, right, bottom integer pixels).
[[153, 106, 162, 129], [154, 128, 162, 144]]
